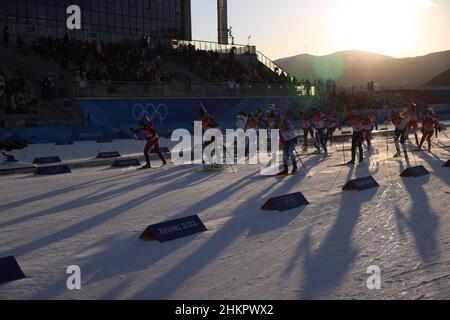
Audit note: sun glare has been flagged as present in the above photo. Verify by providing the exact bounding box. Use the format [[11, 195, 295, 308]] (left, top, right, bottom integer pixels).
[[332, 0, 435, 57]]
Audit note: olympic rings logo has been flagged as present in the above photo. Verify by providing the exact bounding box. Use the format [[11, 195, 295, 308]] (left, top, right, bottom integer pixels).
[[132, 103, 168, 122]]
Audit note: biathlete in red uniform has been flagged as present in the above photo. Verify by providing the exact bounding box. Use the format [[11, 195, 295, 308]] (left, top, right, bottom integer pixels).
[[131, 119, 167, 169], [417, 108, 440, 152], [390, 110, 408, 158], [198, 107, 224, 164], [347, 113, 365, 165]]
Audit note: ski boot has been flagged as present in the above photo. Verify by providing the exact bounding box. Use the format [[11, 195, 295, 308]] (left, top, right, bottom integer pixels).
[[141, 163, 151, 169], [393, 150, 402, 158], [291, 164, 298, 175], [347, 159, 355, 165], [277, 168, 289, 176]]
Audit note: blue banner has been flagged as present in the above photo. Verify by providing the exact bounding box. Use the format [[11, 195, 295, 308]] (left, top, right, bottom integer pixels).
[[0, 97, 316, 144]]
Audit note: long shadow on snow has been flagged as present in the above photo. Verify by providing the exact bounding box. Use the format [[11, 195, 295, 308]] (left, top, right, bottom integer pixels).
[[293, 164, 378, 299], [0, 169, 141, 213], [0, 167, 224, 257], [0, 166, 196, 229], [394, 174, 440, 264], [126, 157, 322, 299], [23, 168, 266, 299]]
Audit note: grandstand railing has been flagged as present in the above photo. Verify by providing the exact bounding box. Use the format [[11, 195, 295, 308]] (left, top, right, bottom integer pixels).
[[172, 39, 294, 81], [0, 112, 82, 128], [256, 51, 292, 79], [71, 81, 309, 98], [172, 39, 256, 55]]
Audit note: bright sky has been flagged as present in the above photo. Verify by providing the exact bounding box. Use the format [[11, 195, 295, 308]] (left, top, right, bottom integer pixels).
[[191, 0, 450, 60]]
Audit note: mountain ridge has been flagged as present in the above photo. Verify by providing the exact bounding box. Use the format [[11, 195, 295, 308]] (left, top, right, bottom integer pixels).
[[275, 50, 450, 87]]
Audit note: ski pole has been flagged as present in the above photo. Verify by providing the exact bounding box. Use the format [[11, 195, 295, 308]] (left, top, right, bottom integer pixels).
[[133, 133, 144, 149], [294, 148, 308, 174]]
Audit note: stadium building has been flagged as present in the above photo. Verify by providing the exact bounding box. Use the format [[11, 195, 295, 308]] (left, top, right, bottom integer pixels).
[[0, 0, 192, 42]]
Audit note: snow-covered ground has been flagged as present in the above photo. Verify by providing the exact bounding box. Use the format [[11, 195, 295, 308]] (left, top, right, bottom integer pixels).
[[0, 132, 449, 300], [1, 138, 176, 168]]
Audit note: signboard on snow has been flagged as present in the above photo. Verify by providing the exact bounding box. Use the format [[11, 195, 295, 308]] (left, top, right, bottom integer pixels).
[[111, 159, 141, 168], [34, 165, 72, 175], [97, 152, 121, 159], [261, 192, 310, 212], [0, 256, 26, 285], [400, 165, 430, 178], [140, 215, 207, 243], [342, 176, 379, 191]]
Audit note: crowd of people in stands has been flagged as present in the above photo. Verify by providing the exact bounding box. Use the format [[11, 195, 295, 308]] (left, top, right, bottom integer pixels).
[[0, 65, 38, 114], [31, 35, 174, 84], [176, 43, 295, 86], [30, 34, 298, 88]]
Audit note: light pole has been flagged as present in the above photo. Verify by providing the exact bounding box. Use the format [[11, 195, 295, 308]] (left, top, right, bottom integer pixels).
[[218, 0, 228, 44]]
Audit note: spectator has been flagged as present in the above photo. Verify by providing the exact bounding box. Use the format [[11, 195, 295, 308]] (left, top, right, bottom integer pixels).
[[229, 47, 236, 60]]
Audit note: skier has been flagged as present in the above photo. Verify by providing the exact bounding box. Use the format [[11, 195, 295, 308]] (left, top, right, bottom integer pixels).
[[199, 107, 224, 166], [417, 108, 440, 152], [324, 115, 337, 147], [390, 110, 409, 158], [131, 119, 167, 169], [278, 117, 298, 176], [406, 103, 420, 146], [311, 108, 328, 156], [347, 113, 365, 165], [199, 107, 219, 130], [299, 112, 317, 152]]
